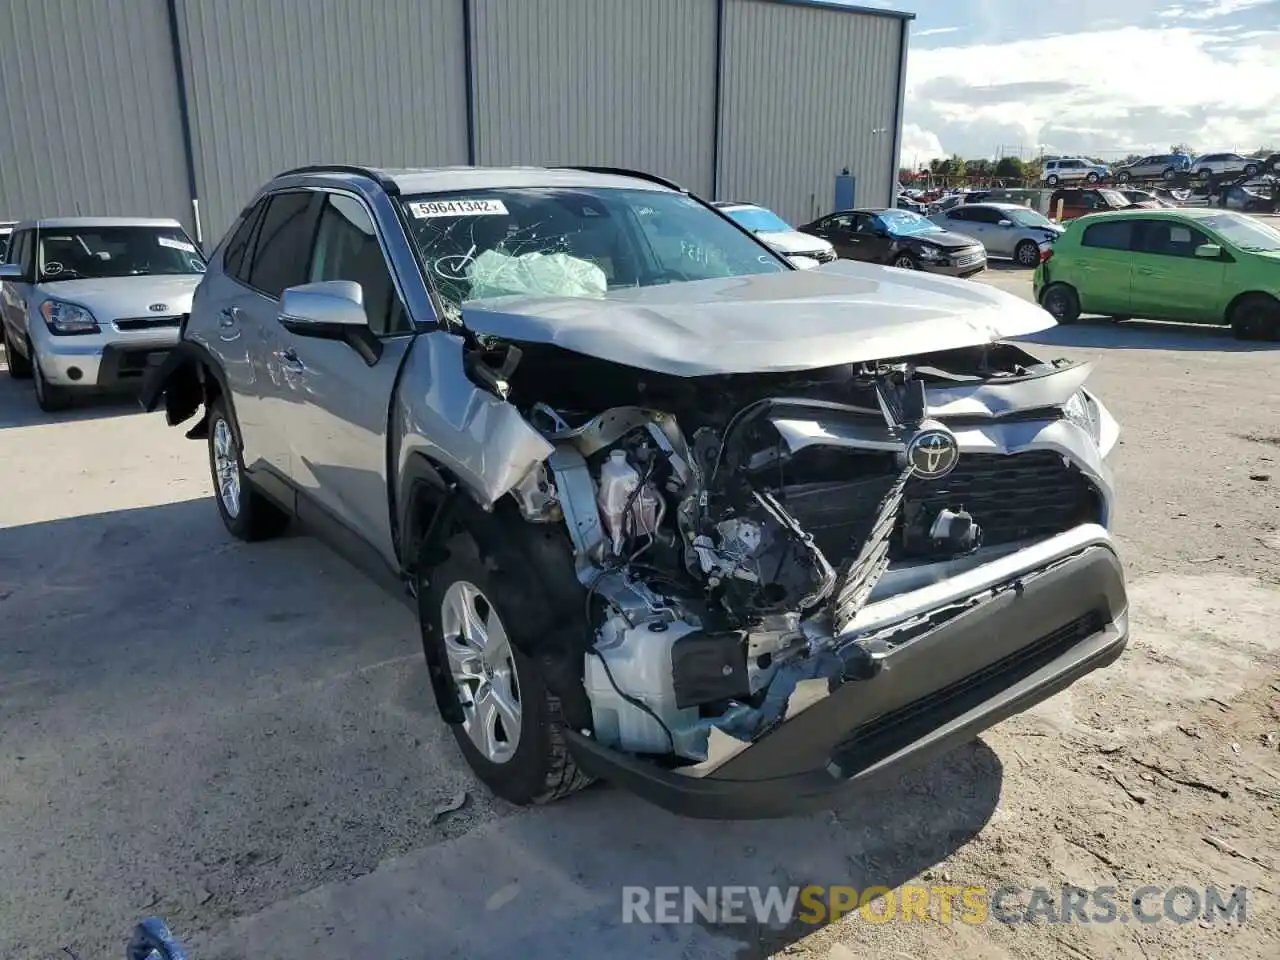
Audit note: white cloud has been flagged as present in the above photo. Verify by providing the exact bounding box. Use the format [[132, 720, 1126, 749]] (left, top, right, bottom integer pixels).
[[915, 26, 961, 37], [899, 123, 949, 165], [1159, 0, 1276, 19], [903, 23, 1280, 159]]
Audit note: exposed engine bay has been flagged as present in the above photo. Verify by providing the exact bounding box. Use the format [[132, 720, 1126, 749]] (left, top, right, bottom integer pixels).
[[480, 339, 1113, 767]]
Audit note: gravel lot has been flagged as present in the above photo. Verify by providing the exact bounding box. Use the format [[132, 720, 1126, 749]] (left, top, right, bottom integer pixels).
[[2, 268, 1278, 960]]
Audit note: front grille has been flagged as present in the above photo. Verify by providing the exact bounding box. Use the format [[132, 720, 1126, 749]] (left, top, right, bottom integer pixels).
[[904, 450, 1099, 547], [114, 316, 182, 331], [778, 449, 1101, 564], [952, 247, 985, 267], [831, 610, 1106, 774]]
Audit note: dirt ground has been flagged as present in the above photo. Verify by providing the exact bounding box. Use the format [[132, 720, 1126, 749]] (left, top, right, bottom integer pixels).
[[1, 282, 1279, 959]]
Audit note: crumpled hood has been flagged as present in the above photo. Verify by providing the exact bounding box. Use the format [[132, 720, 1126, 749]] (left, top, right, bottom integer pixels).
[[756, 230, 835, 256], [37, 275, 201, 320], [462, 260, 1056, 377]]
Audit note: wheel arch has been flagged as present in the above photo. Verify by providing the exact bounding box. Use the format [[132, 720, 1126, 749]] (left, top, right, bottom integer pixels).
[[1224, 290, 1279, 324], [139, 340, 239, 446]]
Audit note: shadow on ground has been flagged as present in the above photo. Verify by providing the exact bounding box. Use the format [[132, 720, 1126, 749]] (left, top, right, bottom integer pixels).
[[1020, 317, 1280, 353], [1, 499, 1004, 960], [1, 349, 145, 428]]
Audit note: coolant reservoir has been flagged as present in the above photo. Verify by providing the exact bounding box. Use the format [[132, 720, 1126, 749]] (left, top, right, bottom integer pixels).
[[597, 450, 659, 553]]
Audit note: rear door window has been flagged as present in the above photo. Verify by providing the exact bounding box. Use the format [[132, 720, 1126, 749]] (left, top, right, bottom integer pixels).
[[1081, 220, 1135, 251], [222, 201, 266, 282], [247, 192, 317, 299]]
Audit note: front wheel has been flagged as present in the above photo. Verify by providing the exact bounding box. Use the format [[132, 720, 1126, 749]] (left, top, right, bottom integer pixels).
[[31, 348, 71, 412], [1086, 172, 1100, 183], [1231, 294, 1280, 341], [1041, 282, 1081, 324], [891, 252, 919, 270], [2, 325, 32, 379], [1117, 171, 1131, 183], [1243, 163, 1259, 179], [1162, 168, 1176, 181], [420, 533, 592, 806], [207, 397, 290, 540], [1014, 240, 1041, 267]]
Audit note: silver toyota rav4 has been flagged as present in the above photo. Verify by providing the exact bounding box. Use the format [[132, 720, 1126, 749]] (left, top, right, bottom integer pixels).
[[1, 217, 206, 411], [144, 164, 1129, 819]]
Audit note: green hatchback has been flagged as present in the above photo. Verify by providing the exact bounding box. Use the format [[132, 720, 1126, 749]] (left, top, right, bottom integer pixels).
[[1033, 209, 1280, 340]]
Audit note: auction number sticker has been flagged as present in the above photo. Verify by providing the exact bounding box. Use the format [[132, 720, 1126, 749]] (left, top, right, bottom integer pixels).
[[409, 198, 509, 218], [157, 236, 197, 253]]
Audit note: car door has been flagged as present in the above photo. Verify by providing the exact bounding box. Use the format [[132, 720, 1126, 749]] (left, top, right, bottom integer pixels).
[[1071, 218, 1135, 316], [1128, 219, 1225, 322], [808, 214, 858, 258], [969, 206, 1011, 255], [852, 213, 896, 262], [272, 190, 416, 565], [0, 229, 34, 348], [943, 207, 986, 249], [218, 190, 319, 479]]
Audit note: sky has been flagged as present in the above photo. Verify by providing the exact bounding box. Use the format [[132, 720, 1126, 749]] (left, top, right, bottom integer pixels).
[[841, 0, 1280, 165]]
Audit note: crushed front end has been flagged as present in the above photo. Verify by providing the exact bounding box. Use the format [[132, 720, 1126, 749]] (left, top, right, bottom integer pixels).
[[493, 340, 1127, 817]]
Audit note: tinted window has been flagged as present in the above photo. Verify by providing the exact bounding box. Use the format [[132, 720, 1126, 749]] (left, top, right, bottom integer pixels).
[[947, 207, 973, 222], [824, 214, 855, 232], [969, 207, 1005, 225], [1134, 220, 1210, 258], [309, 194, 407, 336], [8, 230, 31, 273], [223, 201, 265, 281], [1081, 220, 1134, 250], [248, 192, 315, 298], [852, 213, 877, 234]]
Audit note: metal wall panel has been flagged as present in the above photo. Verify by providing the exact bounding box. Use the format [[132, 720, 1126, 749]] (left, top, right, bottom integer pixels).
[[0, 0, 191, 226], [719, 0, 904, 223], [175, 0, 470, 244], [470, 0, 718, 196]]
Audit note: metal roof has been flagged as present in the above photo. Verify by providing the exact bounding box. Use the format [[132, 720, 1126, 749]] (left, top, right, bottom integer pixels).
[[276, 165, 679, 196], [760, 0, 915, 21]]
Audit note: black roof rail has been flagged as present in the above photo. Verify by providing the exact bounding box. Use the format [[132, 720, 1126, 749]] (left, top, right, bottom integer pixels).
[[555, 166, 687, 193], [273, 164, 401, 194]]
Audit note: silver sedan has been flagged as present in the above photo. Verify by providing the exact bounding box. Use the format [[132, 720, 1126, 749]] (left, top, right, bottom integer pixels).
[[930, 202, 1065, 267]]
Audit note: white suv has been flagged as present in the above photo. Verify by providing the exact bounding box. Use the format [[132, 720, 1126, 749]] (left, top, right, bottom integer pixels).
[[1191, 153, 1263, 180], [1040, 158, 1109, 186]]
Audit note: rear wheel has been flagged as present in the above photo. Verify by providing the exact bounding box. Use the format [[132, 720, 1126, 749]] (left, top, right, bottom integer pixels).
[[1162, 168, 1176, 181], [1086, 172, 1100, 183], [207, 397, 290, 540], [31, 347, 71, 412], [1231, 294, 1280, 342], [1014, 240, 1040, 267], [1041, 282, 1081, 324], [1046, 174, 1060, 187], [419, 532, 592, 806], [1244, 163, 1259, 179], [2, 325, 32, 379], [1117, 171, 1131, 183]]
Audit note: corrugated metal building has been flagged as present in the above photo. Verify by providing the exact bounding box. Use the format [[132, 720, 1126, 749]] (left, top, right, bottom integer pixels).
[[0, 0, 911, 245]]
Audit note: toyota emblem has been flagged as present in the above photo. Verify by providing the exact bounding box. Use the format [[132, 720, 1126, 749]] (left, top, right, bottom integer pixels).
[[905, 426, 960, 481], [149, 303, 169, 313]]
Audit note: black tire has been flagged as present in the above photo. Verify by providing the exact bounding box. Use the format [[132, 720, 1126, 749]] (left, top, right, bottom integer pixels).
[[1230, 294, 1280, 342], [31, 347, 71, 412], [891, 252, 919, 270], [1014, 240, 1040, 267], [1041, 282, 1081, 324], [1198, 168, 1212, 180], [1117, 171, 1131, 183], [1046, 175, 1060, 186], [2, 325, 32, 379], [420, 531, 593, 806], [1161, 168, 1176, 181], [1086, 172, 1100, 183], [207, 397, 290, 540], [1243, 163, 1259, 179]]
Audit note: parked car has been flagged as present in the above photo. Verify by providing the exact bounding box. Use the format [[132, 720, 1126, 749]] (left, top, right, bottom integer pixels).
[[1113, 154, 1192, 182], [1191, 153, 1263, 180], [798, 208, 987, 276], [0, 217, 206, 411], [1119, 189, 1174, 208], [141, 163, 1127, 819], [712, 201, 836, 263], [1034, 209, 1280, 340], [1041, 158, 1109, 186], [1048, 187, 1145, 221], [1219, 183, 1278, 214], [0, 221, 14, 263], [930, 202, 1064, 267]]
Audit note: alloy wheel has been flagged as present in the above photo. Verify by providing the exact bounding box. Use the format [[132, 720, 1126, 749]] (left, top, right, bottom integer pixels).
[[211, 417, 242, 519], [440, 580, 522, 763], [893, 254, 917, 270]]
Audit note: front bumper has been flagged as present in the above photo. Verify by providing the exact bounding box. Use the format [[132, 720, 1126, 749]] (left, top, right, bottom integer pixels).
[[567, 528, 1128, 819], [922, 252, 987, 278], [38, 339, 177, 389]]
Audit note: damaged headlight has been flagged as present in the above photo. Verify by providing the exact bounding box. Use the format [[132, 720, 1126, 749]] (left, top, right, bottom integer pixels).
[[917, 244, 944, 261], [1064, 389, 1119, 459]]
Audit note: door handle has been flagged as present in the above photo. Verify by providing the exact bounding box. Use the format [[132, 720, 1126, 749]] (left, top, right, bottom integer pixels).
[[217, 307, 241, 341]]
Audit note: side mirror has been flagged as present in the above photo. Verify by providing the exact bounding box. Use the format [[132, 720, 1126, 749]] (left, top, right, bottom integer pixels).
[[1194, 243, 1222, 259], [789, 255, 821, 270], [278, 280, 382, 364], [998, 219, 1014, 227], [0, 263, 23, 280]]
